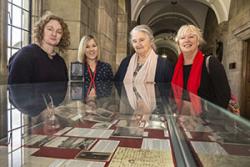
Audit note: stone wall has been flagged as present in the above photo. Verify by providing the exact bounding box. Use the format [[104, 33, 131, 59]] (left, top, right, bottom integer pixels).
[[204, 0, 250, 102], [0, 0, 128, 82], [43, 0, 84, 69], [42, 0, 128, 73], [225, 0, 250, 100], [97, 0, 118, 68], [115, 0, 129, 70], [0, 0, 7, 133]]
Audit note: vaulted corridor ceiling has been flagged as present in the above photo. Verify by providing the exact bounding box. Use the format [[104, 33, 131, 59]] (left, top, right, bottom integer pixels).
[[130, 0, 231, 62]]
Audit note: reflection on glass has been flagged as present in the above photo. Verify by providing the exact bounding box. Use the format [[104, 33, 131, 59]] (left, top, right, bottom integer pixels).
[[8, 83, 67, 135], [118, 83, 163, 129], [1, 82, 249, 167], [76, 81, 114, 123], [171, 84, 202, 116], [11, 147, 23, 167]]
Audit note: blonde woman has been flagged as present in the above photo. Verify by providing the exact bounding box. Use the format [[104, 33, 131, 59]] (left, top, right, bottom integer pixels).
[[78, 35, 113, 84], [172, 24, 230, 108], [8, 11, 70, 84]]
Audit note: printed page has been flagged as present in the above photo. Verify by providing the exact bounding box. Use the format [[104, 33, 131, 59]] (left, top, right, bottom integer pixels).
[[65, 128, 113, 138], [109, 147, 174, 167], [191, 141, 228, 155], [141, 138, 171, 151], [24, 135, 49, 146], [62, 159, 105, 167], [91, 140, 119, 153], [54, 127, 73, 135]]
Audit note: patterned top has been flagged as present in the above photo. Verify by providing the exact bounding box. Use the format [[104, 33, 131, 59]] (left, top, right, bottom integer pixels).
[[133, 63, 144, 78], [83, 60, 113, 82], [83, 61, 113, 98]]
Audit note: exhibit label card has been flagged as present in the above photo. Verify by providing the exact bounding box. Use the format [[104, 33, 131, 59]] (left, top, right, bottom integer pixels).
[[63, 159, 105, 167], [43, 136, 96, 150], [54, 127, 73, 136], [141, 138, 171, 151], [24, 135, 48, 145], [191, 141, 228, 155], [164, 130, 169, 137], [50, 159, 105, 167], [91, 140, 120, 153]]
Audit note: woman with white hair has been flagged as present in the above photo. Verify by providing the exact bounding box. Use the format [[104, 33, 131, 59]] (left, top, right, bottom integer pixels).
[[114, 24, 173, 83], [171, 24, 230, 108]]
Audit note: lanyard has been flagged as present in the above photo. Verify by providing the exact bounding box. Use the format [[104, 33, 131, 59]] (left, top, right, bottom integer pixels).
[[86, 65, 97, 95]]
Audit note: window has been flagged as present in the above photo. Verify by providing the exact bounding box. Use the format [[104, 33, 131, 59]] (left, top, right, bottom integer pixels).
[[8, 0, 31, 60], [7, 0, 32, 166]]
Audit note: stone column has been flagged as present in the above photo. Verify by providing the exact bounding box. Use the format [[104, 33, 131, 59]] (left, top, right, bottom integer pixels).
[[43, 0, 81, 67], [0, 0, 8, 84], [43, 0, 100, 68], [115, 0, 129, 70], [97, 0, 118, 68], [32, 0, 43, 26]]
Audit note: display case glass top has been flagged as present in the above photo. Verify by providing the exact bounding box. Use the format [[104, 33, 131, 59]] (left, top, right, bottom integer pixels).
[[0, 82, 249, 167]]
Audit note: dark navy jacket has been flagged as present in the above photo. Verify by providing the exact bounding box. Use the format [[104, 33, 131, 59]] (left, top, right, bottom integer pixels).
[[8, 44, 68, 84], [114, 55, 173, 83]]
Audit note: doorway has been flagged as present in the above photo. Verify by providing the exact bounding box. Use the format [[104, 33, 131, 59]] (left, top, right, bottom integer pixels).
[[240, 39, 250, 119]]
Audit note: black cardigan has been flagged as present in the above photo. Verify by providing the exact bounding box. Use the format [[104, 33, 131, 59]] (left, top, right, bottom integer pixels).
[[183, 56, 231, 108]]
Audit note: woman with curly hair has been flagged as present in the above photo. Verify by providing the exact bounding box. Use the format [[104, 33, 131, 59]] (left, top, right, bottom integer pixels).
[[8, 11, 71, 84]]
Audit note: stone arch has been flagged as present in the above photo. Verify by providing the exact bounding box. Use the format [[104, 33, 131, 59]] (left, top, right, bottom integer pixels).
[[132, 0, 231, 24]]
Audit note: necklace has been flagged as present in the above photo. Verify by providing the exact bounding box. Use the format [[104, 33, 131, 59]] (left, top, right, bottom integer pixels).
[[37, 43, 56, 59], [133, 63, 143, 77]]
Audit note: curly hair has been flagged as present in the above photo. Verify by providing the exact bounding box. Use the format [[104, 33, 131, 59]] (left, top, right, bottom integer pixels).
[[32, 11, 70, 53]]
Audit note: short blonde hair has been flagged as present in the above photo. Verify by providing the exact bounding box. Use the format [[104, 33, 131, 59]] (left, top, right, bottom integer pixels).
[[78, 35, 99, 63], [33, 11, 70, 53], [175, 24, 205, 47], [130, 24, 156, 51]]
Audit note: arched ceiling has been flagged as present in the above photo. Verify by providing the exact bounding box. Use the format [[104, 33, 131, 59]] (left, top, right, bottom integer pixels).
[[131, 0, 231, 26], [155, 33, 178, 55], [130, 0, 231, 61]]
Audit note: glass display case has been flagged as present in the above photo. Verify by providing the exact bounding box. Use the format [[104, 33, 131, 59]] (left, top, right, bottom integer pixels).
[[0, 82, 249, 167]]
